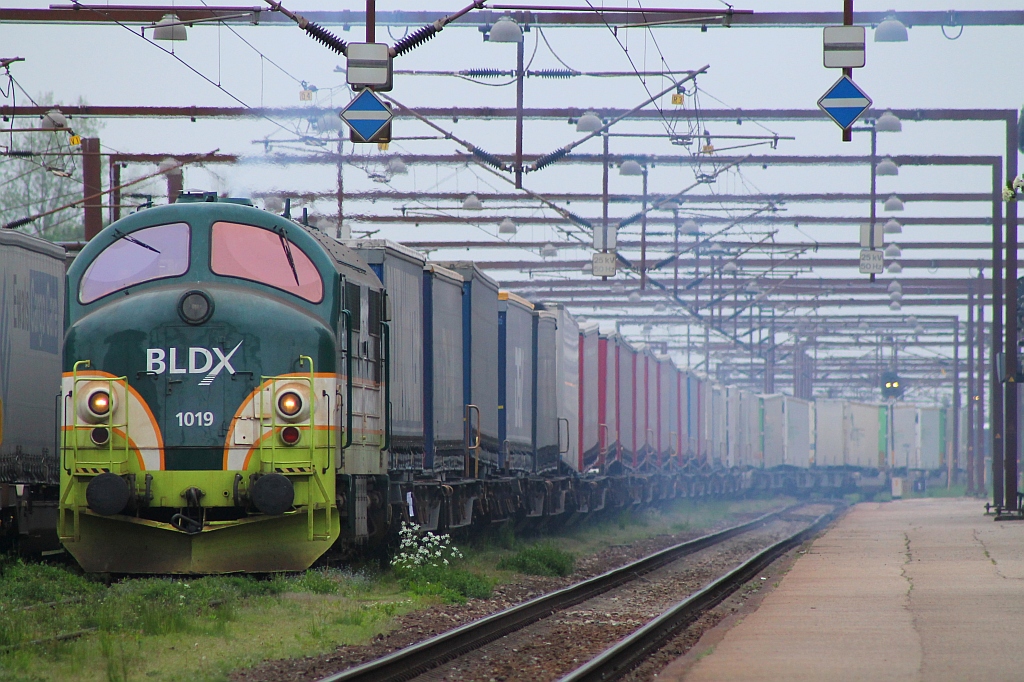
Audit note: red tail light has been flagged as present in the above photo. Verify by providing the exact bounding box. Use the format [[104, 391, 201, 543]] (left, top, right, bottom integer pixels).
[[281, 426, 301, 445]]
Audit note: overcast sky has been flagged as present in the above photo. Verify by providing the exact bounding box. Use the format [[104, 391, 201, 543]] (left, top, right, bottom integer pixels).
[[4, 1, 1022, 396]]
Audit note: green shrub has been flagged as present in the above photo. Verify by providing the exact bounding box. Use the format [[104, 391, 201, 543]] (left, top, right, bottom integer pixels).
[[398, 565, 492, 604], [390, 522, 490, 603], [497, 544, 575, 577]]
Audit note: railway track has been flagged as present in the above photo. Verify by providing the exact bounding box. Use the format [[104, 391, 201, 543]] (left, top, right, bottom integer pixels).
[[558, 506, 839, 682], [316, 503, 841, 682]]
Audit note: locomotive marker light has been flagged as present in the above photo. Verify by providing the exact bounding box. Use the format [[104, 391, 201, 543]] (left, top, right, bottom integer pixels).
[[280, 426, 302, 445]]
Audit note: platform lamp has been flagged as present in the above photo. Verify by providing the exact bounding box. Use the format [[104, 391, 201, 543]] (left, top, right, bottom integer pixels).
[[874, 14, 909, 42], [620, 160, 648, 288], [152, 14, 187, 41], [485, 15, 525, 187]]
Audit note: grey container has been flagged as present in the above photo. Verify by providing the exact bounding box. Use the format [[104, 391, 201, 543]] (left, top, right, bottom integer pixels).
[[0, 231, 65, 484], [541, 303, 580, 472], [498, 292, 534, 473], [533, 310, 559, 474], [346, 240, 426, 469], [435, 262, 500, 470], [423, 264, 465, 473]]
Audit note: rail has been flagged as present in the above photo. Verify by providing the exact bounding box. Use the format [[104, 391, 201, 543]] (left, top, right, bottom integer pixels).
[[558, 505, 842, 682], [316, 504, 805, 682]]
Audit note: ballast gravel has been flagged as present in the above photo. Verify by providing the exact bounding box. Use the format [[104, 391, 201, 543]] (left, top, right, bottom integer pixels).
[[230, 506, 794, 682]]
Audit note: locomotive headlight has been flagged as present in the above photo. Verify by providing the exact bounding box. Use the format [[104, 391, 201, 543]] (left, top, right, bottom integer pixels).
[[88, 391, 110, 416], [178, 290, 214, 325], [278, 392, 302, 417], [78, 384, 117, 424], [272, 384, 310, 422]]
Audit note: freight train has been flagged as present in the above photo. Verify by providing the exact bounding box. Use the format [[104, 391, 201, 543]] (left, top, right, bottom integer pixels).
[[0, 194, 954, 573]]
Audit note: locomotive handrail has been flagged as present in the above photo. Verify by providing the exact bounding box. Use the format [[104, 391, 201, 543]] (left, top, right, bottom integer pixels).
[[60, 360, 131, 542], [558, 417, 570, 455], [340, 308, 354, 451]]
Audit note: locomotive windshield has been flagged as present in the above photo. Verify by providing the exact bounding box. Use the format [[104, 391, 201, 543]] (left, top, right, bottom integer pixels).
[[79, 222, 191, 303], [210, 221, 324, 303]]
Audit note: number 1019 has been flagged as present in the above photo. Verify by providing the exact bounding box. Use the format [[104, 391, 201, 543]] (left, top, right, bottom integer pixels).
[[176, 411, 214, 427]]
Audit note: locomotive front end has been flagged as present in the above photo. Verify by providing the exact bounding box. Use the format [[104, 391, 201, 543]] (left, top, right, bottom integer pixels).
[[59, 200, 347, 573]]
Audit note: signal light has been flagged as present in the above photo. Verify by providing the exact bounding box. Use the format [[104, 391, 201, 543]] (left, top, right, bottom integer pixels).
[[881, 371, 904, 399], [280, 426, 301, 445]]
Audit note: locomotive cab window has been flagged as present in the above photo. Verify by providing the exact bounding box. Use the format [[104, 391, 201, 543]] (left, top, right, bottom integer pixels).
[[79, 222, 191, 303], [210, 222, 324, 303]]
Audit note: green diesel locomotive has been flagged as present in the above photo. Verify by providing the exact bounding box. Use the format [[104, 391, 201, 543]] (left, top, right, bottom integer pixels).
[[59, 194, 390, 573]]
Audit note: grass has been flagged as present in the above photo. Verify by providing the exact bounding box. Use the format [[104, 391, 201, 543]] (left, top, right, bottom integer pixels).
[[0, 496, 791, 682], [924, 482, 968, 498], [462, 496, 794, 583], [0, 560, 420, 682], [396, 564, 493, 604], [497, 544, 575, 577]]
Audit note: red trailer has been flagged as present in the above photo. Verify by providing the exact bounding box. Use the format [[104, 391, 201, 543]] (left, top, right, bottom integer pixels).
[[597, 331, 619, 471]]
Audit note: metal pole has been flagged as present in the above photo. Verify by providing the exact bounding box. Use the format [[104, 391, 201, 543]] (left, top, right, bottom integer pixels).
[[992, 161, 1005, 508], [515, 37, 524, 189], [602, 131, 609, 254], [108, 158, 121, 224], [953, 315, 960, 489], [336, 132, 345, 239], [673, 207, 680, 297], [869, 125, 877, 282], [967, 282, 976, 494], [640, 167, 648, 289], [841, 0, 853, 143], [365, 0, 374, 41], [166, 171, 182, 205], [82, 137, 102, 240], [1006, 110, 1020, 509], [979, 290, 987, 496]]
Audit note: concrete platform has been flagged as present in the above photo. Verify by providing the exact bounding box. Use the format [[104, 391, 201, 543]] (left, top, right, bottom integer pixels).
[[662, 498, 1024, 682]]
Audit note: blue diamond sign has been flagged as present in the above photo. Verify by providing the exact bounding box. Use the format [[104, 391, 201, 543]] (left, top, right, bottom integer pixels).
[[339, 89, 393, 143], [817, 75, 872, 130]]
